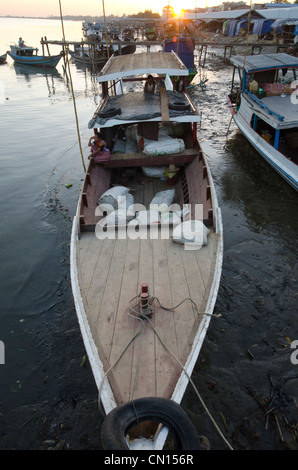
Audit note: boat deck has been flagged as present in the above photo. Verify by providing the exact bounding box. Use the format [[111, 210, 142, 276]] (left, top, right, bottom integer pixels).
[[247, 93, 298, 128], [76, 227, 219, 406]]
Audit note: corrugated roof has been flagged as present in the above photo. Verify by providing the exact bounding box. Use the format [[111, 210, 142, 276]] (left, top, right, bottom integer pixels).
[[97, 51, 188, 82], [184, 6, 298, 21], [258, 6, 298, 19], [229, 52, 298, 72], [184, 9, 250, 20]]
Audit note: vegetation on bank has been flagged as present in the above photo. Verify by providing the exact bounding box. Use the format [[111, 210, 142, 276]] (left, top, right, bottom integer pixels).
[[1, 10, 161, 21]]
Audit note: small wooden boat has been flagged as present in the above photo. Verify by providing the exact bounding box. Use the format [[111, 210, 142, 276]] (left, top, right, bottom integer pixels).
[[7, 45, 63, 68], [70, 51, 223, 450], [69, 47, 107, 69], [227, 53, 298, 191], [0, 53, 7, 64]]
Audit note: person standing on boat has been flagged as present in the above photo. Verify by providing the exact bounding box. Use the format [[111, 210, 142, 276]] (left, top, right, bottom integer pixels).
[[144, 75, 155, 94], [18, 37, 25, 47]]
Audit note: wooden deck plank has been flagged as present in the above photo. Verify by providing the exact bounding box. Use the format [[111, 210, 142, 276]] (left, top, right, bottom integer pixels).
[[79, 234, 104, 294], [131, 237, 156, 400], [84, 238, 115, 329], [107, 237, 141, 404], [151, 238, 180, 398], [166, 241, 197, 358], [95, 238, 128, 361], [160, 86, 170, 122]]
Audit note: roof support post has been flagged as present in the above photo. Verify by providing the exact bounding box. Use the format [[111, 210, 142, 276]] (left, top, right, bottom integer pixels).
[[274, 129, 280, 149]]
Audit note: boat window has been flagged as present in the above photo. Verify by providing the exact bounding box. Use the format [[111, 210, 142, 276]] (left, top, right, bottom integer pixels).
[[253, 70, 276, 84]]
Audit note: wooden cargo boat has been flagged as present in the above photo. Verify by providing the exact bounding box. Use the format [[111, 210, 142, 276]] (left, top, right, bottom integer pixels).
[[70, 51, 223, 450]]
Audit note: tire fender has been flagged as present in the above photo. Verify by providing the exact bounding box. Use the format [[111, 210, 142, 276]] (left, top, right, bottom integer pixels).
[[97, 107, 121, 118], [169, 102, 191, 111], [101, 397, 201, 450]]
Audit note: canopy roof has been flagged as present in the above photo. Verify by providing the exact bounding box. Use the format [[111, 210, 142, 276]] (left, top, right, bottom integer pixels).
[[97, 51, 189, 83], [229, 53, 298, 73]]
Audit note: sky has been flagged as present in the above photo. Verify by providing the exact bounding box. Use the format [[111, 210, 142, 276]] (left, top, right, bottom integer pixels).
[[0, 0, 245, 18]]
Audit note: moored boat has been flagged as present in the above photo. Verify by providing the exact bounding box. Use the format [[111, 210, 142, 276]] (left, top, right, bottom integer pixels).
[[70, 51, 223, 450], [227, 53, 298, 191], [7, 44, 63, 68], [0, 53, 7, 64], [69, 47, 107, 69]]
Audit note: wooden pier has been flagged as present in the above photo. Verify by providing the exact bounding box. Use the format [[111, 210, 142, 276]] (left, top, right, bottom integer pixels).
[[40, 36, 296, 71]]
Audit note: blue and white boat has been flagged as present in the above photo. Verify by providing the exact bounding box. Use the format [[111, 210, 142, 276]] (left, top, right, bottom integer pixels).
[[227, 53, 298, 192], [7, 44, 63, 68]]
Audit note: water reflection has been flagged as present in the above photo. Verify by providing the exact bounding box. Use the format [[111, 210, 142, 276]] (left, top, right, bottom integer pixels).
[[13, 63, 65, 97]]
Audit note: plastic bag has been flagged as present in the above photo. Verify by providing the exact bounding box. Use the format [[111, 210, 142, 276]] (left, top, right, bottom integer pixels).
[[150, 189, 175, 206], [172, 220, 210, 249], [142, 166, 167, 178], [103, 209, 135, 227], [136, 210, 160, 226], [97, 186, 130, 213]]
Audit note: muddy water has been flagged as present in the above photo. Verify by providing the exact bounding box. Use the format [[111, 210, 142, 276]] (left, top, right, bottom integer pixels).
[[185, 53, 298, 450]]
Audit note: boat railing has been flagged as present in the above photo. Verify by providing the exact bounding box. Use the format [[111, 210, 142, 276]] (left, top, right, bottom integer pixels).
[[245, 91, 284, 122]]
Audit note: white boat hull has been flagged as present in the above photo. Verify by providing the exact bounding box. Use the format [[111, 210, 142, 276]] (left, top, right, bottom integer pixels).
[[233, 111, 298, 191]]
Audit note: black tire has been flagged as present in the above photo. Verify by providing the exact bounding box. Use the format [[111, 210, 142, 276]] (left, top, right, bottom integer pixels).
[[169, 102, 191, 111], [101, 397, 201, 450], [97, 107, 121, 118]]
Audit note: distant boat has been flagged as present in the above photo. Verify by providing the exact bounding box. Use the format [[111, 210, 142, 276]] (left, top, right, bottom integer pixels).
[[7, 45, 63, 68], [69, 47, 107, 70], [0, 53, 7, 64], [227, 53, 298, 191]]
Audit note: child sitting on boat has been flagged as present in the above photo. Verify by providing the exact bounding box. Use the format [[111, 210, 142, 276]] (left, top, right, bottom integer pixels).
[[144, 75, 155, 94], [88, 132, 110, 162]]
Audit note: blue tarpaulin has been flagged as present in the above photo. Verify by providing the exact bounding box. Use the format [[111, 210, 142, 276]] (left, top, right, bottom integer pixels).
[[252, 19, 274, 37], [235, 20, 248, 35], [225, 20, 238, 37], [163, 37, 195, 71]]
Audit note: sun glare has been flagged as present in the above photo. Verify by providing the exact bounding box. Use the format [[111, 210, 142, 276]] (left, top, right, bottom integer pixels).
[[170, 1, 183, 15]]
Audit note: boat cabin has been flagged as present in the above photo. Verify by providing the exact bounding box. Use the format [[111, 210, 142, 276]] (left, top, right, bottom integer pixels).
[[10, 45, 38, 57], [229, 53, 298, 163], [81, 52, 214, 232]]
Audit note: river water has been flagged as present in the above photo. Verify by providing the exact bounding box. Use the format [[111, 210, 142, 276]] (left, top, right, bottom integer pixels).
[[0, 17, 297, 451]]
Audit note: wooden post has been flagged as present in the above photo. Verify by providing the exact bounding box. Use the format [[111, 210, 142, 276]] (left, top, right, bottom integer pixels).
[[41, 37, 45, 67], [45, 36, 51, 60], [203, 45, 207, 67], [199, 45, 203, 66]]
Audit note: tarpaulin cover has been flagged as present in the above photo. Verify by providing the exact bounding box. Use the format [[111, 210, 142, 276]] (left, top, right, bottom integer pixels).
[[163, 37, 195, 71], [225, 20, 238, 37], [272, 18, 298, 34], [235, 20, 247, 36], [252, 19, 274, 37]]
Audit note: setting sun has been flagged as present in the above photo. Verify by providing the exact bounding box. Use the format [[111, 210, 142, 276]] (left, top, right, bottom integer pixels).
[[170, 1, 183, 15]]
